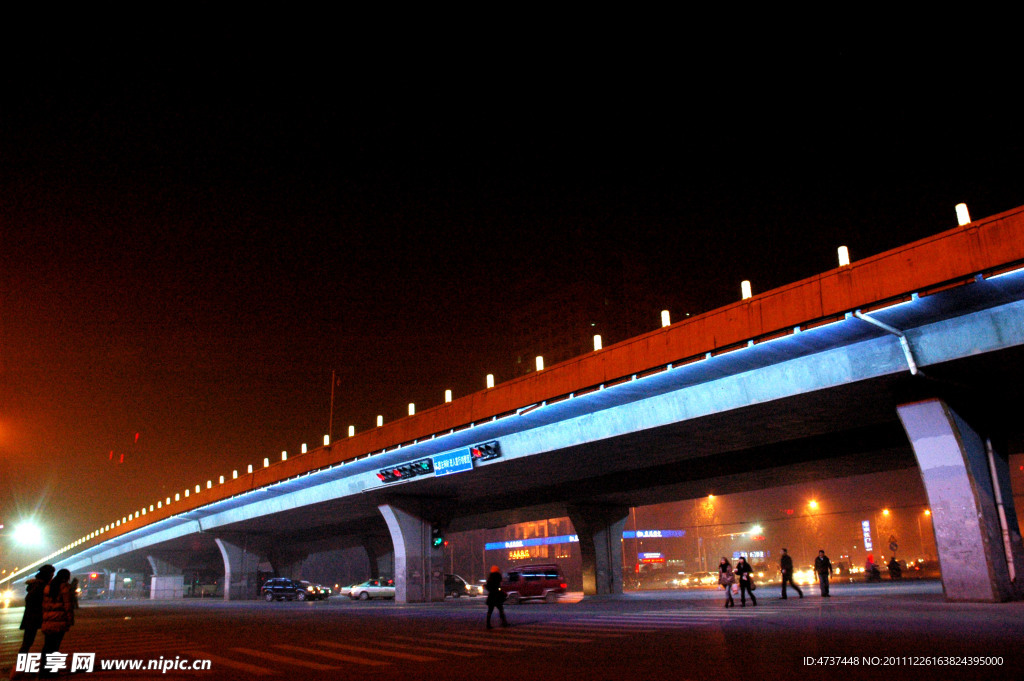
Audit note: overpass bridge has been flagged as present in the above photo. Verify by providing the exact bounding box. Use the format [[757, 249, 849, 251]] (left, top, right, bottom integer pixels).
[[8, 205, 1024, 603]]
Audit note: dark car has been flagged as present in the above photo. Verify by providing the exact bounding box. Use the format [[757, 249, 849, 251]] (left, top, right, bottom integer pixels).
[[444, 574, 471, 598], [502, 564, 567, 604], [261, 578, 317, 602]]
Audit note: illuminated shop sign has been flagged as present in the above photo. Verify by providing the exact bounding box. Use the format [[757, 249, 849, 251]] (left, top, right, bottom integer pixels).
[[622, 530, 686, 539], [486, 535, 579, 551], [486, 529, 686, 551], [638, 552, 665, 563], [862, 520, 873, 551]]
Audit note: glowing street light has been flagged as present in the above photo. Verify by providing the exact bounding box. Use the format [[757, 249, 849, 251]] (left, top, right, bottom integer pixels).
[[13, 521, 43, 547]]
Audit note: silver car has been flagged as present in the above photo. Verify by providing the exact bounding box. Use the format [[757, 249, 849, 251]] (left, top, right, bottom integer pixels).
[[347, 578, 395, 600]]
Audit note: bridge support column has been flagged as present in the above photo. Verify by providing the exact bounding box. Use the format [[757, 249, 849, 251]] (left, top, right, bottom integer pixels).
[[146, 556, 184, 600], [897, 399, 1024, 602], [269, 550, 308, 581], [361, 534, 394, 580], [567, 505, 628, 596], [378, 504, 445, 603], [215, 537, 263, 601]]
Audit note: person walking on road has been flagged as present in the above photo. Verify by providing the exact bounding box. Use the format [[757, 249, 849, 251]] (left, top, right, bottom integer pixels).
[[718, 557, 736, 608], [40, 569, 77, 676], [779, 548, 802, 599], [485, 565, 508, 629], [735, 556, 757, 606], [18, 564, 55, 656], [814, 549, 833, 597]]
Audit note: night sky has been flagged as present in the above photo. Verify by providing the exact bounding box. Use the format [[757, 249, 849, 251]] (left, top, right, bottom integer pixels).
[[2, 29, 1022, 562]]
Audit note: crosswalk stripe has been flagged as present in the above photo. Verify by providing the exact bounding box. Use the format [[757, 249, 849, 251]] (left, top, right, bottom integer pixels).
[[180, 650, 275, 676], [371, 638, 479, 658], [275, 643, 392, 665], [569, 618, 701, 627], [549, 622, 659, 632], [439, 632, 558, 648], [519, 625, 628, 638], [231, 647, 338, 671], [387, 634, 496, 653], [314, 640, 436, 662], [474, 630, 592, 644]]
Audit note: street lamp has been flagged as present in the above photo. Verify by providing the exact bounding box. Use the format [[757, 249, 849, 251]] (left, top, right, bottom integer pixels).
[[13, 521, 43, 548], [917, 509, 932, 560], [803, 500, 821, 564], [694, 495, 715, 572]]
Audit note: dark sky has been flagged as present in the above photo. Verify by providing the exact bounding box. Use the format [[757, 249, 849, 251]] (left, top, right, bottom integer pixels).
[[2, 29, 1022, 561]]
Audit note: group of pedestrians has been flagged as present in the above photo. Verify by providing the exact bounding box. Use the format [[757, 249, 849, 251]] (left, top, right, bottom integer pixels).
[[719, 548, 835, 607], [15, 564, 78, 677], [717, 556, 756, 607]]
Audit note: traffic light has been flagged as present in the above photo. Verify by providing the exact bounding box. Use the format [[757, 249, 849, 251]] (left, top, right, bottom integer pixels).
[[377, 457, 434, 483], [431, 526, 444, 548], [470, 441, 501, 461]]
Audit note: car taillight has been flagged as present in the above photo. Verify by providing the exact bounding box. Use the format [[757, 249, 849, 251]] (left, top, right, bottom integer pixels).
[[560, 583, 567, 589]]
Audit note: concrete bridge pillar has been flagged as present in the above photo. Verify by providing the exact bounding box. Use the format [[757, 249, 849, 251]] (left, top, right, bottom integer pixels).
[[378, 503, 445, 603], [146, 555, 184, 600], [214, 537, 263, 601], [361, 534, 394, 580], [268, 550, 308, 580], [897, 399, 1024, 602], [567, 505, 629, 595]]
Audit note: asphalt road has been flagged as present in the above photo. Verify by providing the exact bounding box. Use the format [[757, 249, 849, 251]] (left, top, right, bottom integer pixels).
[[3, 581, 1022, 681]]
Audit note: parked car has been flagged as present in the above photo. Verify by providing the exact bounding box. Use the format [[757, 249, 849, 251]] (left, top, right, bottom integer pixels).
[[502, 564, 567, 604], [348, 578, 395, 600], [444, 574, 472, 598], [314, 584, 333, 599], [261, 578, 317, 602]]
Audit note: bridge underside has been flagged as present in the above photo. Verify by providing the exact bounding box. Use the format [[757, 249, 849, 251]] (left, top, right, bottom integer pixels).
[[80, 340, 1024, 604]]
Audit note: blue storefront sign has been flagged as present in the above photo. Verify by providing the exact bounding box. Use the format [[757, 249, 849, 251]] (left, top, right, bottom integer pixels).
[[622, 530, 686, 539]]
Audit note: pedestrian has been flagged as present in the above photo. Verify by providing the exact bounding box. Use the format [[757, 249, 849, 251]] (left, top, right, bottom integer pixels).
[[865, 554, 880, 581], [735, 556, 757, 606], [18, 564, 56, 656], [814, 549, 833, 597], [40, 568, 76, 675], [718, 557, 735, 608], [779, 548, 802, 599], [484, 565, 508, 629], [887, 555, 902, 580]]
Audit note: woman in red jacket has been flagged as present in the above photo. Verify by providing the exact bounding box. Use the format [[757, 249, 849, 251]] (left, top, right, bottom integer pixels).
[[40, 569, 76, 673]]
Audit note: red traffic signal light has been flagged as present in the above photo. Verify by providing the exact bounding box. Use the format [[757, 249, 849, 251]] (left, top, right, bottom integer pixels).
[[470, 441, 502, 461]]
